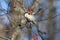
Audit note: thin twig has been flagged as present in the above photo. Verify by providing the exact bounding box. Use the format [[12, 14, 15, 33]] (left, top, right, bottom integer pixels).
[[0, 37, 10, 40]]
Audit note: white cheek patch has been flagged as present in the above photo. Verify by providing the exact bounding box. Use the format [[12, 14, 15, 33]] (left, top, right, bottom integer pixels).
[[25, 13, 28, 17]]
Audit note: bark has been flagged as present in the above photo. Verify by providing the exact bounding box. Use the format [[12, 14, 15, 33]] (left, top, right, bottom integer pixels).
[[47, 0, 56, 40]]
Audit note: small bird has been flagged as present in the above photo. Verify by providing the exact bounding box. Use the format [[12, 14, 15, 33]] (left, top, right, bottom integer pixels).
[[24, 12, 37, 24], [24, 12, 46, 39]]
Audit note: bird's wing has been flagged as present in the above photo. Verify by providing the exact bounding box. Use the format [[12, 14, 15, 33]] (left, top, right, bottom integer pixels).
[[27, 15, 36, 21]]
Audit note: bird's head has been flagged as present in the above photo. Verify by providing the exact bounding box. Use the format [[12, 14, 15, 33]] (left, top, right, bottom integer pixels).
[[25, 13, 29, 17]]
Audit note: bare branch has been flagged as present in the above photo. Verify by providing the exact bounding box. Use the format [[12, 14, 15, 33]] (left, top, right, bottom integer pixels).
[[37, 13, 60, 22], [15, 0, 27, 12], [30, 0, 40, 10], [0, 36, 10, 40]]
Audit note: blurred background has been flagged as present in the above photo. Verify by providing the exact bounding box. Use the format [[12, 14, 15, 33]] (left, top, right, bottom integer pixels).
[[0, 0, 60, 40]]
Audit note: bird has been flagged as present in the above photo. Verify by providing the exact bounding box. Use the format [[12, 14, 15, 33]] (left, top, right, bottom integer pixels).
[[24, 12, 37, 25], [24, 12, 47, 39]]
